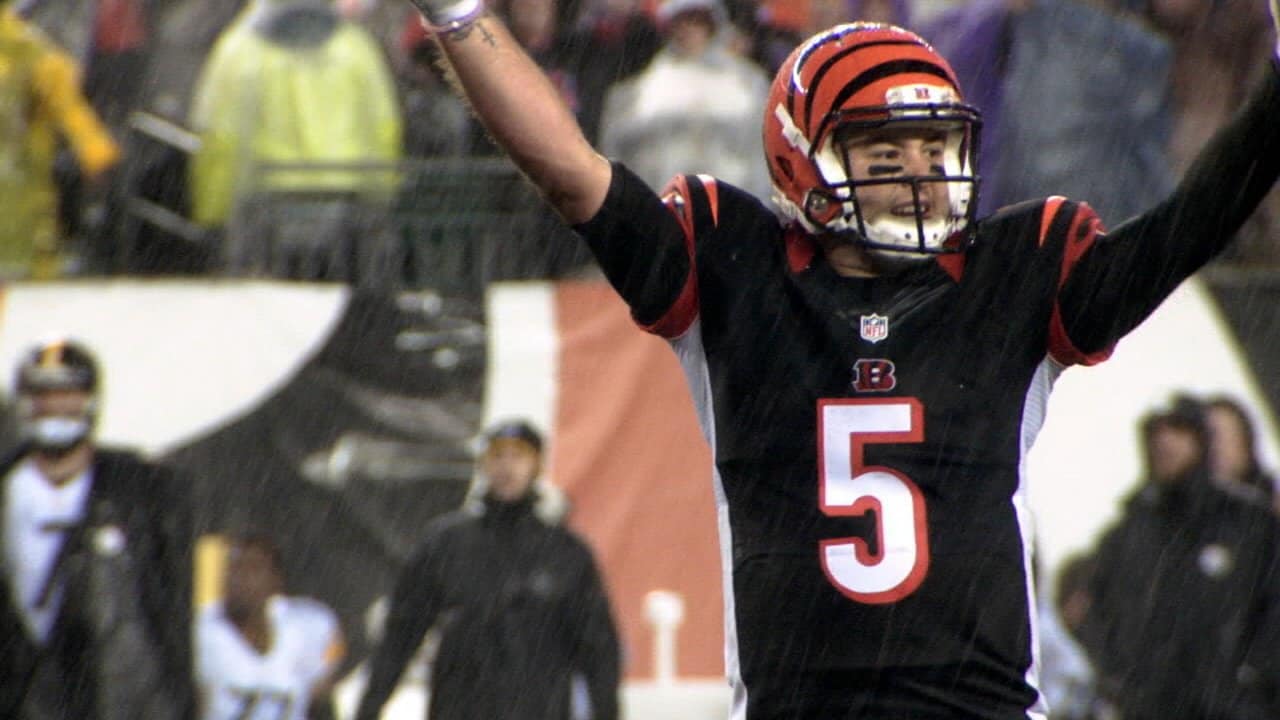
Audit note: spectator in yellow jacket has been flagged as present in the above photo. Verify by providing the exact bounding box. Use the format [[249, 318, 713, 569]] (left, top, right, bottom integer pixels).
[[0, 3, 120, 280], [188, 0, 403, 284]]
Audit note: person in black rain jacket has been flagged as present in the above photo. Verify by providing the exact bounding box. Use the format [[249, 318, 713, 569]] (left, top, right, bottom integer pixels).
[[1079, 397, 1280, 720], [0, 338, 194, 720], [354, 419, 621, 720]]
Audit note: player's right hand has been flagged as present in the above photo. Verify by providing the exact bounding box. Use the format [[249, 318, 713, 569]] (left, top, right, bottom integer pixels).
[[409, 0, 483, 30]]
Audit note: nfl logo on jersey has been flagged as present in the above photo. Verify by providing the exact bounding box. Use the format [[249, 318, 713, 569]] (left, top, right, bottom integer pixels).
[[860, 314, 889, 343]]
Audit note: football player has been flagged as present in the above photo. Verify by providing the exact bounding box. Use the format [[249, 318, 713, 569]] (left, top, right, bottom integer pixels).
[[197, 533, 344, 720], [0, 339, 194, 719], [397, 1, 1280, 717]]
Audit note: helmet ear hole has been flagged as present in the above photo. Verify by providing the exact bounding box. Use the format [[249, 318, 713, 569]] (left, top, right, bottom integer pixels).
[[804, 190, 843, 227]]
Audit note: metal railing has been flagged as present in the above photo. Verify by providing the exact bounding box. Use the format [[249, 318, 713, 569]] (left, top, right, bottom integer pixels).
[[117, 111, 587, 293], [112, 111, 212, 275]]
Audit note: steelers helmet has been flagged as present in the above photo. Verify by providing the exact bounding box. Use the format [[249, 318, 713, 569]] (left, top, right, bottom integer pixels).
[[14, 338, 100, 396]]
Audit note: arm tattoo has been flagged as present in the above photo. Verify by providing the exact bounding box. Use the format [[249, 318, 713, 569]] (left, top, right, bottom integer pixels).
[[447, 16, 497, 47]]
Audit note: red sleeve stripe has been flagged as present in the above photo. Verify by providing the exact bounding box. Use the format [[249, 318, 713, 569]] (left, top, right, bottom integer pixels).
[[1038, 196, 1066, 247], [641, 175, 712, 338], [696, 174, 721, 225], [1047, 200, 1112, 366], [1055, 205, 1101, 290]]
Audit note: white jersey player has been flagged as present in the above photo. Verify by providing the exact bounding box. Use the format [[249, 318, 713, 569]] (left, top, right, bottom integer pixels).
[[197, 534, 345, 720]]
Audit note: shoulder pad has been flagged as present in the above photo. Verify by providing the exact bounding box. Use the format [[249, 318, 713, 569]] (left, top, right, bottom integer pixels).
[[197, 602, 224, 625], [1038, 197, 1106, 251], [981, 197, 1046, 227], [282, 596, 340, 626]]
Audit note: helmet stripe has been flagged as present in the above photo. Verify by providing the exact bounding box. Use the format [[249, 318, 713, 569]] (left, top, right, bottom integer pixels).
[[800, 39, 929, 123], [812, 59, 958, 148], [39, 340, 65, 369], [789, 37, 918, 119], [790, 24, 869, 92]]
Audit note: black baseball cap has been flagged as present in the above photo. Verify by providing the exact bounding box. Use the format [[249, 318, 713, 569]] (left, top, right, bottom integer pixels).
[[483, 420, 543, 454]]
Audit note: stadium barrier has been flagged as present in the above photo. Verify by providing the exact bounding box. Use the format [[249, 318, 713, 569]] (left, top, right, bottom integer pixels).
[[116, 113, 590, 291]]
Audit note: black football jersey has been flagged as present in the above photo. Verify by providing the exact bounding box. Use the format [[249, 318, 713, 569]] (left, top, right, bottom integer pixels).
[[574, 59, 1280, 720]]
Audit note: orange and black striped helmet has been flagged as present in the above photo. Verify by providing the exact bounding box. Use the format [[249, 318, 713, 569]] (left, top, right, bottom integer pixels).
[[763, 23, 982, 255]]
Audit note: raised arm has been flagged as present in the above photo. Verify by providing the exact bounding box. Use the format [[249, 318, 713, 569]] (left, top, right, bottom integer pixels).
[[412, 0, 612, 223], [1057, 50, 1280, 355]]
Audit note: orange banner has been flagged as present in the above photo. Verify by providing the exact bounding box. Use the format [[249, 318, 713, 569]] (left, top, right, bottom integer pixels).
[[552, 281, 724, 680]]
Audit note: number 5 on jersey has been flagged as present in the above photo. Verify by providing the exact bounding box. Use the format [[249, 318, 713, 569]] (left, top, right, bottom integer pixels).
[[818, 398, 929, 604]]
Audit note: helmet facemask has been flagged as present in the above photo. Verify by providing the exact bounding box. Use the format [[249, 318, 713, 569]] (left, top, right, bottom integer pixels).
[[806, 91, 981, 266], [14, 340, 100, 456], [17, 390, 98, 456]]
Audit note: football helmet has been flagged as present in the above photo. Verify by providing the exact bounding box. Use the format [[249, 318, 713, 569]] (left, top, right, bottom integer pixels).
[[13, 338, 100, 453], [763, 23, 982, 260], [15, 338, 99, 395]]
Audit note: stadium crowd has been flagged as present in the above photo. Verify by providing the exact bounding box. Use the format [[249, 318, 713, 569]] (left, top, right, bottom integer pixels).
[[1, 0, 1277, 284]]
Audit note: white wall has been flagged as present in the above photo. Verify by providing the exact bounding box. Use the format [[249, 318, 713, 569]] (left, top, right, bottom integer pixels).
[[0, 279, 348, 456]]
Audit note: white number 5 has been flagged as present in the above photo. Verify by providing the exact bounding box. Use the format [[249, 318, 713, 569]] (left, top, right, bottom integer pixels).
[[818, 398, 929, 604]]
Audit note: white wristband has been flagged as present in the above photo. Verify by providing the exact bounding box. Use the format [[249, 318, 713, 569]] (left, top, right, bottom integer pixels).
[[417, 0, 484, 33]]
